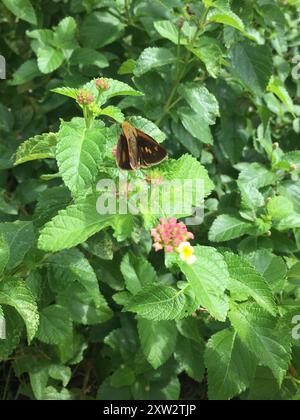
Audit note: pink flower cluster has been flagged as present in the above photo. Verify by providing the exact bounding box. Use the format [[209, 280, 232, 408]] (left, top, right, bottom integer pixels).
[[77, 90, 94, 106], [151, 218, 194, 253]]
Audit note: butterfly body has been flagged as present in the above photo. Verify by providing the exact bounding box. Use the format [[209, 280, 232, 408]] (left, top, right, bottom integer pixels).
[[116, 122, 167, 170]]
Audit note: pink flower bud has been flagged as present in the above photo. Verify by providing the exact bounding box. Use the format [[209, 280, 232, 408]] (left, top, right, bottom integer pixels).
[[95, 78, 110, 91]]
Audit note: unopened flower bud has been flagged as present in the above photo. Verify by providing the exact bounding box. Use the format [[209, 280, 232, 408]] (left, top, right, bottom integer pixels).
[[176, 18, 185, 29], [290, 163, 298, 172], [95, 77, 109, 91], [77, 90, 94, 106], [272, 142, 279, 150]]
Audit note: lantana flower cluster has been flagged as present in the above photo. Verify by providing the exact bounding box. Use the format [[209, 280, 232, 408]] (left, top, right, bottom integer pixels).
[[151, 218, 196, 265], [77, 90, 94, 106]]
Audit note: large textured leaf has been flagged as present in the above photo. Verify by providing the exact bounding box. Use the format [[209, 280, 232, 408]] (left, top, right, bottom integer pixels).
[[47, 248, 106, 307], [175, 334, 205, 382], [178, 246, 229, 321], [229, 303, 291, 384], [0, 236, 10, 275], [205, 329, 256, 400], [231, 43, 273, 96], [81, 12, 124, 49], [178, 83, 219, 125], [15, 133, 57, 165], [121, 253, 158, 295], [37, 46, 64, 74], [138, 319, 177, 369], [154, 21, 187, 45], [209, 214, 253, 242], [178, 107, 214, 145], [207, 8, 245, 32], [134, 47, 176, 76], [0, 278, 39, 343], [0, 221, 35, 270], [37, 305, 72, 345], [56, 118, 106, 196], [2, 0, 37, 24], [224, 252, 277, 315], [38, 194, 133, 252], [126, 284, 187, 321]]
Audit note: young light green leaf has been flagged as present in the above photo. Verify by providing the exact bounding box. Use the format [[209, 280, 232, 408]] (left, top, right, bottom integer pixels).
[[2, 0, 37, 24], [154, 21, 187, 45], [121, 253, 158, 295], [37, 46, 64, 74], [209, 215, 253, 242], [224, 252, 277, 315], [38, 194, 133, 252], [125, 284, 187, 321], [207, 8, 245, 32], [134, 47, 176, 76], [15, 133, 57, 165], [178, 83, 219, 125], [178, 246, 229, 321], [56, 118, 105, 196]]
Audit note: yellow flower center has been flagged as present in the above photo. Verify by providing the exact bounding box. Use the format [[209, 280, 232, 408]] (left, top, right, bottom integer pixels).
[[181, 245, 194, 259]]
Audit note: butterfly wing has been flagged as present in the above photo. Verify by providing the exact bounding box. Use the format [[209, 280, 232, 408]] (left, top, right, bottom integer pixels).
[[116, 134, 132, 170], [136, 130, 167, 168]]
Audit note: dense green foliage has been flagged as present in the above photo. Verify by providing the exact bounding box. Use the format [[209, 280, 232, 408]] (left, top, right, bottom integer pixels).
[[0, 0, 300, 401]]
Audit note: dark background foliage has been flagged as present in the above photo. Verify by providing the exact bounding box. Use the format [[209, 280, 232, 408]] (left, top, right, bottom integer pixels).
[[0, 0, 300, 401]]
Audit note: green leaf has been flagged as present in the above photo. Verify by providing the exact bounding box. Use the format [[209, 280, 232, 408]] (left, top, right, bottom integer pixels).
[[267, 196, 294, 220], [125, 284, 187, 321], [70, 48, 109, 68], [138, 319, 177, 369], [99, 106, 125, 123], [246, 250, 287, 293], [205, 329, 256, 400], [175, 335, 205, 382], [209, 215, 253, 242], [0, 236, 10, 275], [110, 366, 135, 388], [134, 47, 176, 76], [224, 252, 277, 315], [238, 163, 278, 189], [0, 308, 22, 361], [10, 60, 40, 86], [207, 8, 245, 32], [178, 106, 214, 145], [188, 36, 223, 78], [56, 118, 105, 196], [160, 153, 214, 198], [178, 83, 219, 125], [51, 87, 79, 100], [37, 46, 64, 74], [57, 283, 112, 325], [0, 221, 35, 270], [81, 12, 124, 49], [53, 17, 78, 50], [2, 0, 37, 24], [178, 246, 229, 321], [47, 248, 107, 308], [154, 21, 187, 45], [267, 77, 295, 115], [121, 253, 158, 295], [118, 59, 136, 75], [230, 42, 273, 96], [229, 303, 291, 384], [0, 278, 39, 343], [38, 194, 133, 252], [37, 305, 72, 345], [127, 116, 166, 143], [15, 133, 57, 165]]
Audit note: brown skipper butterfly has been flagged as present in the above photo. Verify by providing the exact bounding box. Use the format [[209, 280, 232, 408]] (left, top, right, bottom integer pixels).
[[116, 122, 167, 170]]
